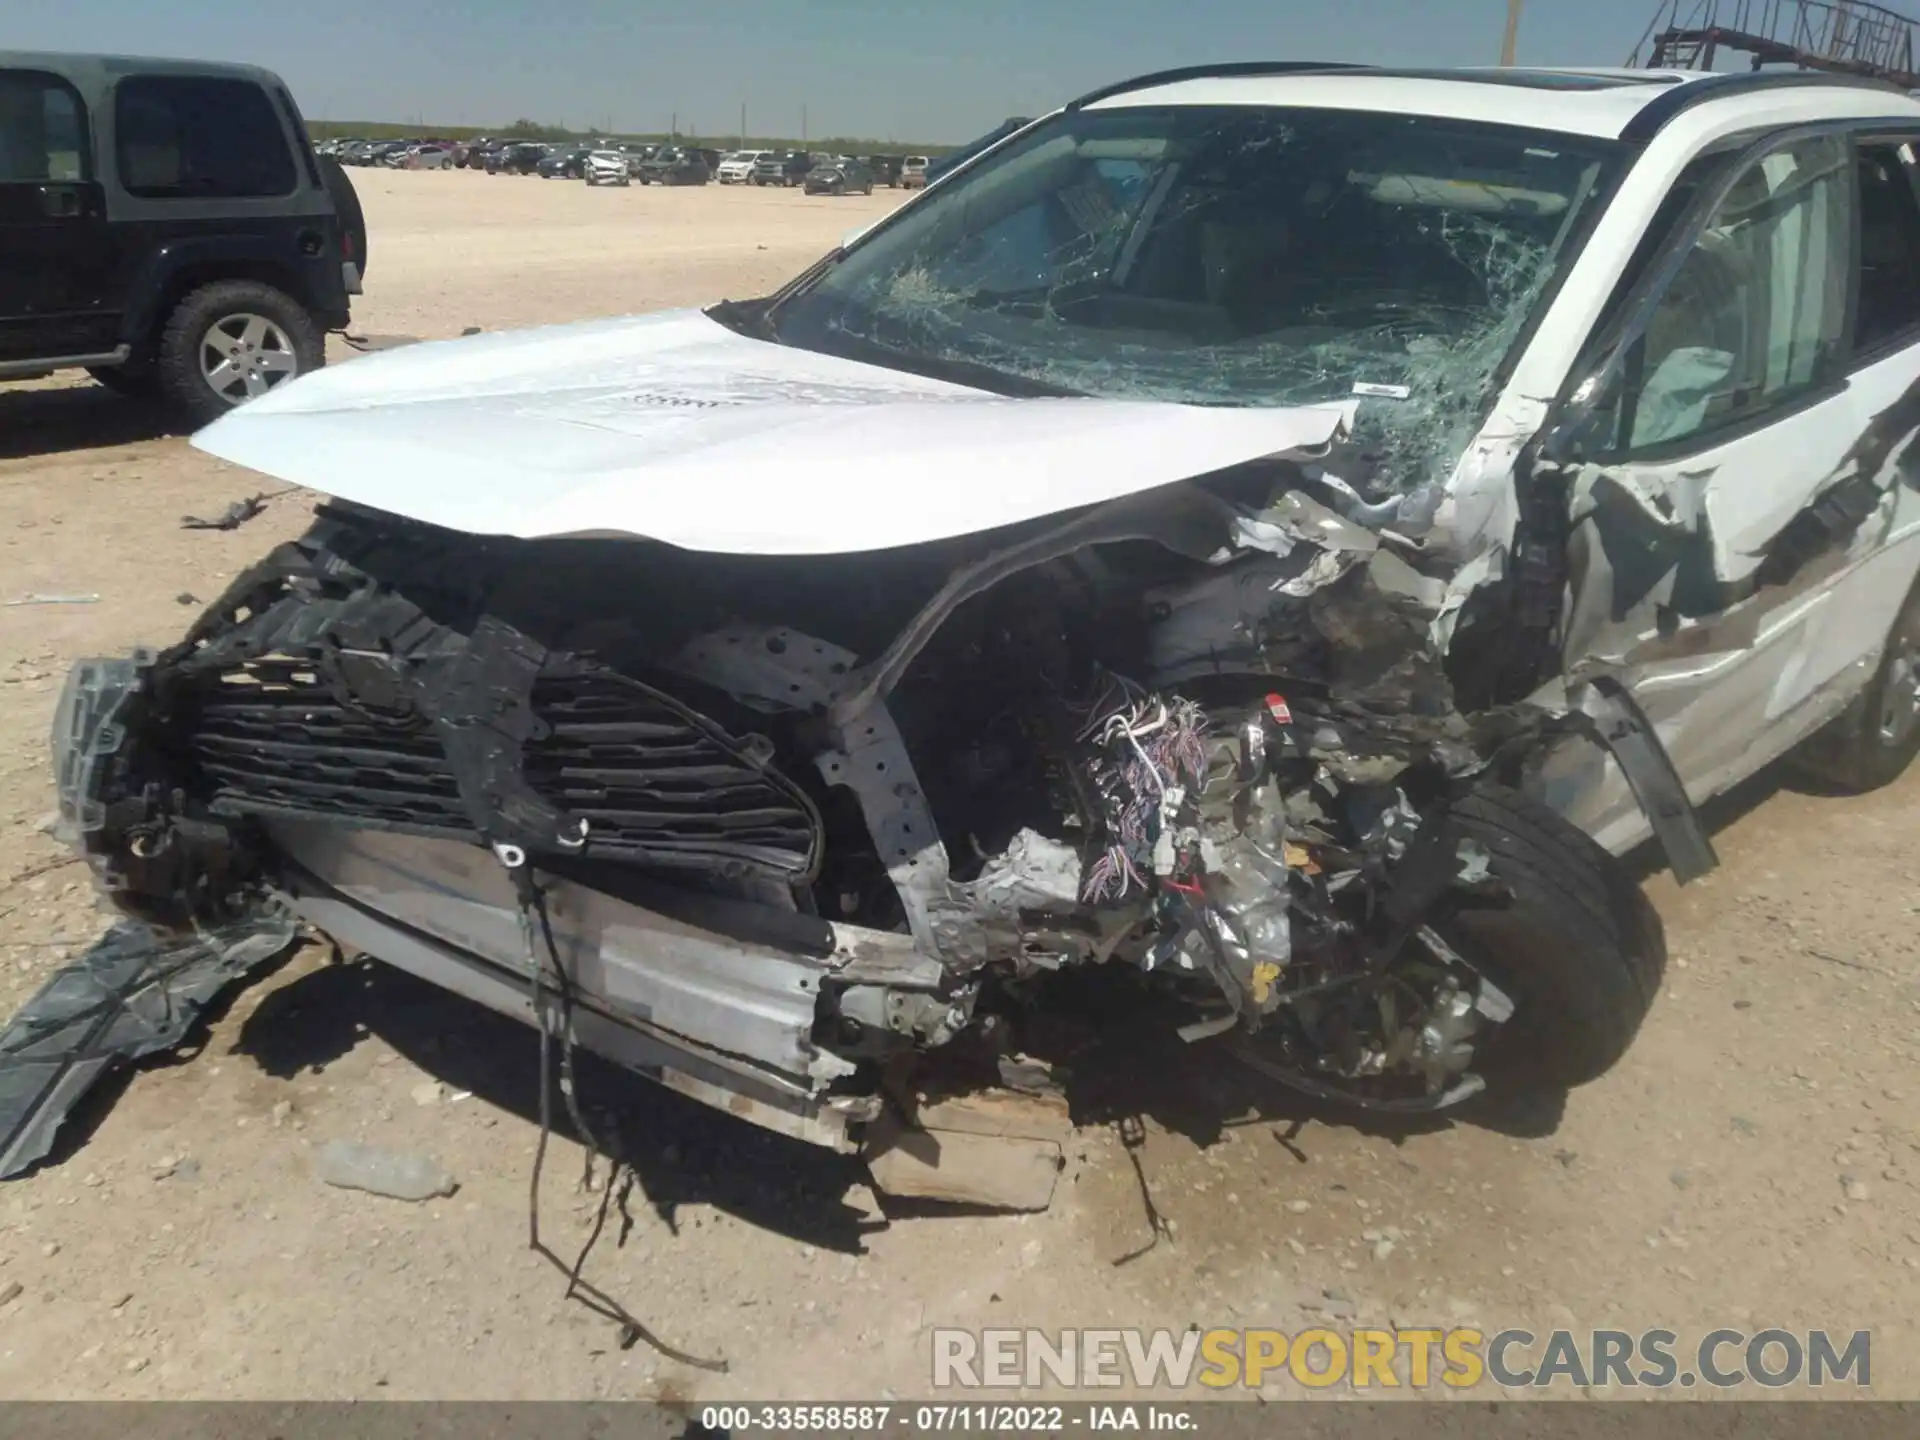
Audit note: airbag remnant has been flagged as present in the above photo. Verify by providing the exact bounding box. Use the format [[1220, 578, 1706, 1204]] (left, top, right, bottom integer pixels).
[[0, 912, 300, 1178]]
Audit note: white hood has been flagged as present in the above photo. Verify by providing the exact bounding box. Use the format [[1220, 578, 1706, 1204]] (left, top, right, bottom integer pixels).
[[194, 309, 1349, 555]]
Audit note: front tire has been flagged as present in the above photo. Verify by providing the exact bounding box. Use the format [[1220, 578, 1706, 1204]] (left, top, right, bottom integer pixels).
[[1435, 787, 1664, 1091], [157, 281, 324, 426]]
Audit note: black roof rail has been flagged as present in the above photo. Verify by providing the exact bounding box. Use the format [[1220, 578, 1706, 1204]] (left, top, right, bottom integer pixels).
[[1619, 67, 1909, 142], [1065, 61, 1369, 112]]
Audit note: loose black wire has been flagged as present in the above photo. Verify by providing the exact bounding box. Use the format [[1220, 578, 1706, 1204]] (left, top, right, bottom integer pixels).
[[513, 863, 728, 1372]]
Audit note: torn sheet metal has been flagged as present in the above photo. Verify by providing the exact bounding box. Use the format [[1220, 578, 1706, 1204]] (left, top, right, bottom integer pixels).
[[0, 913, 299, 1178], [1566, 459, 1717, 536], [1229, 489, 1380, 562], [193, 308, 1349, 553]]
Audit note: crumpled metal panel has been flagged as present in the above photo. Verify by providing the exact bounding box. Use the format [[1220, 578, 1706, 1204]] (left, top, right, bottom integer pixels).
[[189, 308, 1350, 552]]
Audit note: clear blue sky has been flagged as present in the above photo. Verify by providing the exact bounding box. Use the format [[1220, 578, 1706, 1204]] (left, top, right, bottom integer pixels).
[[13, 2, 1663, 142]]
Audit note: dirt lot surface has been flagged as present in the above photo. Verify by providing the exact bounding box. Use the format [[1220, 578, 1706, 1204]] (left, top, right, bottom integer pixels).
[[1, 170, 1918, 1403]]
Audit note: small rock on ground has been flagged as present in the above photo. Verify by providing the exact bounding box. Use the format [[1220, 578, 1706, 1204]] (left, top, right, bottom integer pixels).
[[314, 1140, 458, 1202]]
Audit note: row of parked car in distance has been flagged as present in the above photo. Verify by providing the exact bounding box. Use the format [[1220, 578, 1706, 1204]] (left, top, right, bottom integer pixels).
[[316, 136, 931, 190], [715, 148, 928, 189], [319, 137, 456, 168]]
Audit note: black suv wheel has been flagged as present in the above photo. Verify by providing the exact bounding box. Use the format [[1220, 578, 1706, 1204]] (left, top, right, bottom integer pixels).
[[157, 281, 324, 425]]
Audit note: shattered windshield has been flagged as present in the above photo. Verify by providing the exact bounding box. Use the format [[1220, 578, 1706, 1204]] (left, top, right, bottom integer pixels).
[[770, 105, 1617, 462]]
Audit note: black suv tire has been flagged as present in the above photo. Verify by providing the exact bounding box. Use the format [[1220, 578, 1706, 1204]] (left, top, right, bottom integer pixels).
[[157, 281, 324, 425]]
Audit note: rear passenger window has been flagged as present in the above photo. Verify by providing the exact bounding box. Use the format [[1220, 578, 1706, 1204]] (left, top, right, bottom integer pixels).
[[1854, 141, 1920, 353], [1614, 134, 1852, 452], [0, 70, 87, 182], [114, 76, 295, 198]]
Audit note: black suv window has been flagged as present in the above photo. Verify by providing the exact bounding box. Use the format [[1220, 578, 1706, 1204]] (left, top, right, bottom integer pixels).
[[0, 70, 87, 182], [114, 75, 296, 198], [1854, 140, 1920, 354]]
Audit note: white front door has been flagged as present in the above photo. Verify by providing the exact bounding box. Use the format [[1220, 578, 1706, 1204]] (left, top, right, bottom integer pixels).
[[1539, 129, 1920, 850]]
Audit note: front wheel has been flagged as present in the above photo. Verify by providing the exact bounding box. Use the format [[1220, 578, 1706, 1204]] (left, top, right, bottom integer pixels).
[[1429, 787, 1663, 1092], [1232, 785, 1664, 1109], [157, 281, 324, 426]]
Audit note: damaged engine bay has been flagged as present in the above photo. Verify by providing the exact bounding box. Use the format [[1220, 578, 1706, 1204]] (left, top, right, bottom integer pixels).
[[51, 448, 1666, 1155]]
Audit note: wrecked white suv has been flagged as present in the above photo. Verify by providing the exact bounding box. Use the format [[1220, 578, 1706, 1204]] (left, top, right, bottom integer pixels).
[[52, 65, 1920, 1157]]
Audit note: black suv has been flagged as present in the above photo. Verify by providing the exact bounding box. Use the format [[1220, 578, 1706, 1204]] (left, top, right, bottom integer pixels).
[[0, 52, 363, 423], [636, 146, 713, 186], [537, 148, 591, 180], [750, 151, 814, 187]]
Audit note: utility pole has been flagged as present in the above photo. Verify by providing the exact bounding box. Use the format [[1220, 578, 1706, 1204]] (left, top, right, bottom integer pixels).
[[740, 102, 746, 148], [802, 105, 808, 144], [1499, 0, 1524, 66]]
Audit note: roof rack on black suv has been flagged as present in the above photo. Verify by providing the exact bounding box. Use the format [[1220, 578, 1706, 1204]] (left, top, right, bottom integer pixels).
[[0, 51, 364, 422]]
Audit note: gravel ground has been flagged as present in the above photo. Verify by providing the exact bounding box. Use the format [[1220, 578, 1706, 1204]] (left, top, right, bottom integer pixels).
[[0, 170, 1916, 1402]]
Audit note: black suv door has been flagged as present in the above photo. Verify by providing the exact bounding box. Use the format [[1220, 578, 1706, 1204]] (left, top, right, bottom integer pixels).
[[0, 67, 118, 363]]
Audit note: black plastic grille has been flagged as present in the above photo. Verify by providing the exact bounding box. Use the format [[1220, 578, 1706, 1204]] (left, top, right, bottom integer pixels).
[[189, 659, 816, 877]]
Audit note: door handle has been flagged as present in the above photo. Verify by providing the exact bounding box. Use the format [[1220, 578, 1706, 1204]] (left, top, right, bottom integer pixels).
[[38, 186, 83, 219]]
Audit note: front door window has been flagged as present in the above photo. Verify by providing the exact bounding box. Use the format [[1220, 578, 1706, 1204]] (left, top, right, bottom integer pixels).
[[1613, 134, 1852, 452]]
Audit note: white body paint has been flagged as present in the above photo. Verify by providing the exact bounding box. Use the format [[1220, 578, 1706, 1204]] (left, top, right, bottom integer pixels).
[[193, 309, 1348, 554]]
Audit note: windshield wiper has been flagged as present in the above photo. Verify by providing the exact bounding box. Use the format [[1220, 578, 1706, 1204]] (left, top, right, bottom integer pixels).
[[706, 245, 852, 342], [705, 297, 778, 341]]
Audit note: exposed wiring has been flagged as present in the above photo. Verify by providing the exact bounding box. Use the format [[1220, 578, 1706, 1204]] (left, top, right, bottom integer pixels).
[[1080, 691, 1210, 903]]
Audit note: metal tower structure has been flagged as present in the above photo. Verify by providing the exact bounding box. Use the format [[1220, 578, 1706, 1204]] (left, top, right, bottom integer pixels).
[[1629, 0, 1920, 87]]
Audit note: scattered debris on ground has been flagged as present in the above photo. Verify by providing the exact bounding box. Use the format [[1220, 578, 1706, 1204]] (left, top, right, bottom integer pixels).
[[865, 1088, 1072, 1212], [340, 333, 426, 353], [0, 913, 300, 1178], [179, 495, 269, 531]]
